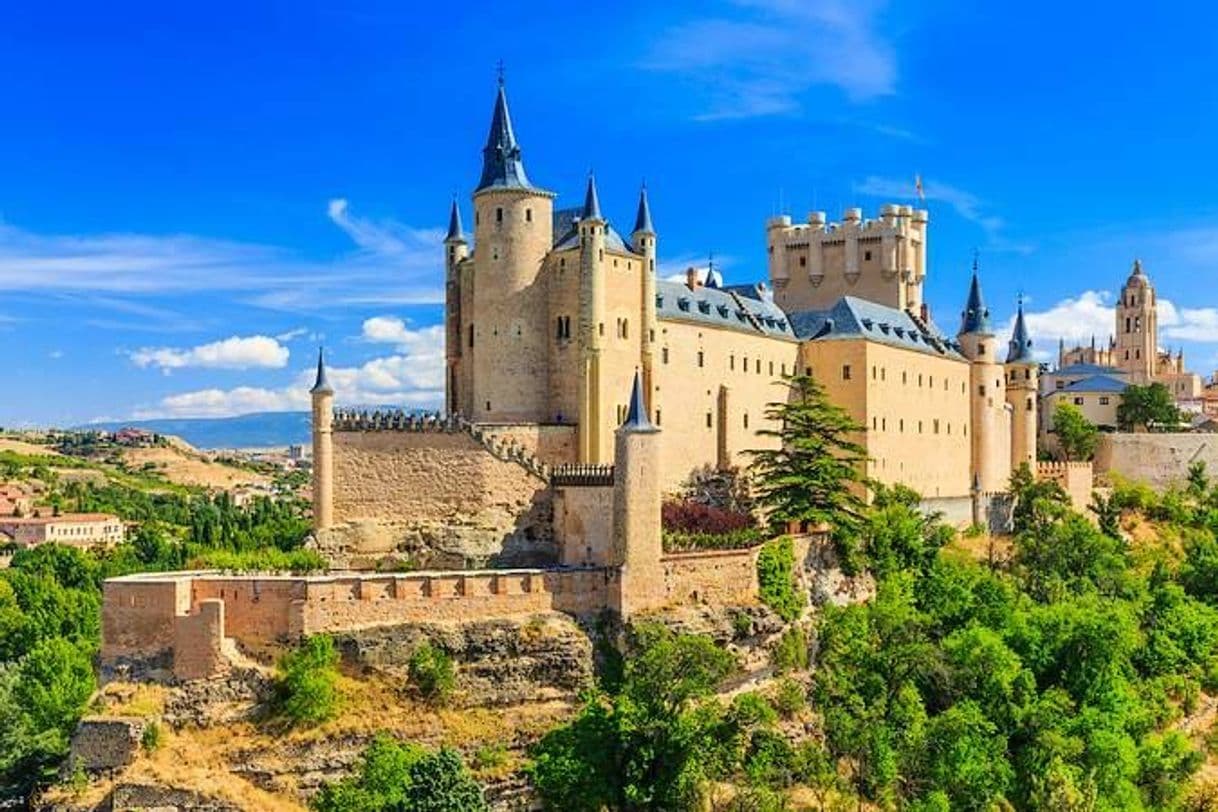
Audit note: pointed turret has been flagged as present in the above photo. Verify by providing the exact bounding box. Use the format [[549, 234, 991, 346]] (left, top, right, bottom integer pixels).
[[444, 199, 465, 244], [632, 183, 654, 235], [621, 369, 656, 432], [1006, 299, 1035, 364], [310, 348, 334, 395], [582, 174, 603, 222], [959, 258, 993, 336], [476, 79, 533, 192]]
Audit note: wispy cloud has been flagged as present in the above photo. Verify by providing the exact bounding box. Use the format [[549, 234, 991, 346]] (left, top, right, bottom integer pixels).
[[643, 0, 896, 120], [854, 175, 1033, 254], [0, 199, 446, 313], [129, 335, 291, 373], [133, 319, 445, 419]]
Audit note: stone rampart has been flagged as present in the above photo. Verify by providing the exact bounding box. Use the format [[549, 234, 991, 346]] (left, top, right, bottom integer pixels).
[[1095, 433, 1218, 489], [327, 428, 555, 567], [661, 548, 760, 607], [1036, 461, 1094, 513]]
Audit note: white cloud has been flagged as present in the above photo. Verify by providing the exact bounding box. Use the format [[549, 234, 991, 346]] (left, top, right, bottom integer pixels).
[[274, 327, 310, 342], [1003, 291, 1114, 360], [133, 321, 445, 419], [644, 0, 896, 119], [130, 335, 290, 372], [1002, 290, 1218, 363], [0, 199, 445, 311], [854, 175, 1032, 254]]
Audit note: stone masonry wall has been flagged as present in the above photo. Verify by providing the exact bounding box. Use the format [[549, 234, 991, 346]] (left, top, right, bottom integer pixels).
[[477, 423, 577, 466], [662, 548, 759, 607], [1096, 433, 1218, 490], [1037, 461, 1094, 514], [329, 431, 555, 567]]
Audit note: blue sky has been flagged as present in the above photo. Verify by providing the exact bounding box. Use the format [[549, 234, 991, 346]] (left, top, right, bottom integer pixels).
[[4, 0, 1218, 426]]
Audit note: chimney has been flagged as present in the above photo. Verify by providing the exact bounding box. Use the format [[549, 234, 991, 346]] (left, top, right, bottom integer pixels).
[[920, 303, 932, 324], [686, 267, 702, 291]]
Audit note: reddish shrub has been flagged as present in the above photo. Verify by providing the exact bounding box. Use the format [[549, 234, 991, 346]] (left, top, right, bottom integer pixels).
[[661, 500, 754, 535]]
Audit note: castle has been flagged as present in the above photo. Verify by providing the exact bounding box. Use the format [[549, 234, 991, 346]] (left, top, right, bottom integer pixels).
[[415, 78, 1038, 509], [101, 80, 1059, 681]]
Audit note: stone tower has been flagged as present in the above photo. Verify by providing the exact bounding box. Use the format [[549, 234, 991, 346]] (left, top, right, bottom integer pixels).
[[1005, 298, 1038, 471], [1115, 259, 1157, 383], [310, 348, 335, 532], [631, 184, 658, 409], [469, 78, 555, 422], [578, 175, 608, 463], [443, 199, 469, 416], [957, 261, 1011, 492], [611, 370, 664, 616]]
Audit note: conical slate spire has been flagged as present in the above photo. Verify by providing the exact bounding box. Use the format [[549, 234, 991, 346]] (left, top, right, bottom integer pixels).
[[632, 183, 654, 234], [621, 369, 657, 432], [1006, 298, 1035, 364], [444, 199, 465, 243], [476, 80, 532, 192], [582, 174, 603, 221], [310, 348, 334, 396], [959, 256, 993, 336]]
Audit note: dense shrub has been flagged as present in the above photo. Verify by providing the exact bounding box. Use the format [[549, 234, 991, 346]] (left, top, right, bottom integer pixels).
[[662, 500, 754, 534], [313, 735, 487, 812], [756, 536, 805, 622], [190, 547, 327, 574], [662, 527, 764, 553], [276, 635, 341, 725], [770, 625, 810, 673], [408, 641, 455, 704]]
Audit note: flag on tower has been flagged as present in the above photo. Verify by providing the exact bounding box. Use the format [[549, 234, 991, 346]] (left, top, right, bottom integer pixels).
[[914, 173, 926, 202]]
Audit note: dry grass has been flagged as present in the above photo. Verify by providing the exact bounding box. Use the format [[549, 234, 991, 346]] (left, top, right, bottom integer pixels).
[[119, 446, 268, 491], [94, 682, 170, 718], [0, 437, 63, 456], [945, 531, 1012, 565]]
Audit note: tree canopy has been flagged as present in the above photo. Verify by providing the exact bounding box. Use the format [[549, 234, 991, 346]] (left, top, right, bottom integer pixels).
[[1118, 383, 1181, 432], [1053, 402, 1099, 461]]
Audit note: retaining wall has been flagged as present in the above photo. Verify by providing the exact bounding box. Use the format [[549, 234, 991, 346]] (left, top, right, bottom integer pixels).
[[1095, 433, 1218, 489]]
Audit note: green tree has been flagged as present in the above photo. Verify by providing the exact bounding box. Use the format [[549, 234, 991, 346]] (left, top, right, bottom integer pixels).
[[529, 624, 738, 810], [404, 748, 489, 812], [408, 641, 455, 704], [748, 375, 868, 534], [1118, 382, 1181, 432], [755, 536, 804, 622], [276, 634, 341, 725], [1052, 402, 1098, 462]]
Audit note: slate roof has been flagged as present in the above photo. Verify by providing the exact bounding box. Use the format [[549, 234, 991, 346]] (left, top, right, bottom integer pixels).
[[655, 280, 796, 340], [1060, 375, 1129, 394], [1057, 362, 1124, 376], [633, 186, 654, 234], [310, 348, 334, 396], [476, 82, 535, 193], [788, 297, 965, 360], [1006, 303, 1035, 364], [621, 369, 657, 432], [551, 208, 633, 253], [959, 271, 993, 335]]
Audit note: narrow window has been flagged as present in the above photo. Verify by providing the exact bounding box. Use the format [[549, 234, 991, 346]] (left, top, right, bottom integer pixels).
[[662, 347, 669, 364], [743, 414, 749, 429], [842, 364, 852, 380], [697, 351, 704, 368], [496, 207, 503, 223], [799, 256, 807, 267], [706, 412, 713, 428], [468, 324, 475, 347], [526, 208, 532, 222], [656, 409, 662, 426], [730, 355, 735, 370]]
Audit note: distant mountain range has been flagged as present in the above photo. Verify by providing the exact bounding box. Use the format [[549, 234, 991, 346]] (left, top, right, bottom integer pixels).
[[83, 411, 313, 450]]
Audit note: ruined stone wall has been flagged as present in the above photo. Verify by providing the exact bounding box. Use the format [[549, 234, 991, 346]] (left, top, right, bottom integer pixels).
[[329, 430, 555, 567], [1095, 433, 1218, 490]]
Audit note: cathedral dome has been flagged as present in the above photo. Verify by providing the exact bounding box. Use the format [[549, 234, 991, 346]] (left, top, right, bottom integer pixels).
[[1125, 258, 1149, 288]]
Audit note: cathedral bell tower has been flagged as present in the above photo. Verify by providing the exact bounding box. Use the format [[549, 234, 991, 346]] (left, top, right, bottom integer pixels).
[[1114, 259, 1157, 384]]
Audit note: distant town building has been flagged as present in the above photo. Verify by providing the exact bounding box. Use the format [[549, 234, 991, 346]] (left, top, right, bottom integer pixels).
[[0, 483, 34, 517], [0, 513, 125, 549]]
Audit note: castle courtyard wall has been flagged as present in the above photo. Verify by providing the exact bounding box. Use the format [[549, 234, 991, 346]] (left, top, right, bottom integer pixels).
[[329, 430, 555, 566]]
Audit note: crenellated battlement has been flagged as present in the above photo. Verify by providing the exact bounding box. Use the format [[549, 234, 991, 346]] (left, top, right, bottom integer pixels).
[[551, 463, 614, 488], [767, 204, 930, 315]]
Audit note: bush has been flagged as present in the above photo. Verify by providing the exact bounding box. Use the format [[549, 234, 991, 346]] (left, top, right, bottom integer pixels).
[[662, 527, 764, 552], [276, 635, 340, 725], [756, 537, 805, 622], [408, 641, 455, 704], [771, 625, 810, 674], [771, 677, 806, 718], [140, 721, 162, 753], [662, 500, 754, 535], [190, 547, 327, 574]]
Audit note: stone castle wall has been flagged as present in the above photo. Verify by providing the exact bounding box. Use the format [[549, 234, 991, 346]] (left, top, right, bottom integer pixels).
[[1095, 433, 1218, 489], [661, 548, 761, 607], [1036, 461, 1095, 513], [328, 430, 555, 567]]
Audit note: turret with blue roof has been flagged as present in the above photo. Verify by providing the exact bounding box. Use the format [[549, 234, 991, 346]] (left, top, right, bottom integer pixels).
[[958, 256, 993, 337], [476, 77, 535, 194], [1006, 297, 1035, 364]]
